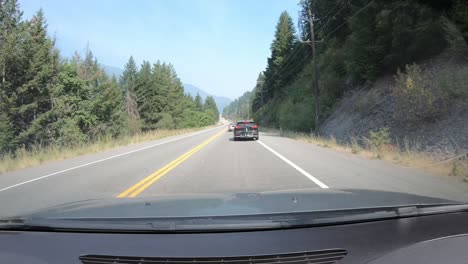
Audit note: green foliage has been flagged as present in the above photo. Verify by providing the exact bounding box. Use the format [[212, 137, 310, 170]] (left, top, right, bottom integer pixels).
[[194, 93, 203, 111], [0, 1, 217, 156], [251, 72, 265, 113], [155, 113, 175, 129], [121, 56, 140, 125], [248, 0, 460, 133], [394, 62, 468, 124], [350, 137, 361, 154], [450, 0, 468, 44], [263, 11, 298, 101], [367, 127, 391, 150], [0, 113, 13, 152], [277, 97, 314, 131], [435, 65, 468, 106], [451, 159, 468, 180], [203, 96, 219, 123], [223, 90, 253, 120], [394, 64, 439, 123]]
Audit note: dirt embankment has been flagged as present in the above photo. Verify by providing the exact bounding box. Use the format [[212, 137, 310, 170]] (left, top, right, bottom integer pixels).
[[319, 52, 468, 161]]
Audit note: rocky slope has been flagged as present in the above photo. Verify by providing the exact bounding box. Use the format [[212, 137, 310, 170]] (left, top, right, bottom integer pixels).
[[319, 52, 468, 160]]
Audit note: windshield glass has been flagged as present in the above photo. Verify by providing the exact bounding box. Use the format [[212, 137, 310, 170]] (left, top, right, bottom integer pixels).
[[0, 0, 467, 227]]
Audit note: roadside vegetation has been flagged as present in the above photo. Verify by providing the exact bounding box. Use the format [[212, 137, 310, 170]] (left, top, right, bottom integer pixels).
[[223, 0, 468, 173], [0, 0, 220, 171], [224, 0, 468, 131], [0, 126, 214, 174], [262, 127, 468, 182]]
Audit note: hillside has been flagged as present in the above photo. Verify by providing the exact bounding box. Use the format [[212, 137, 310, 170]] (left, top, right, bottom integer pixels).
[[225, 0, 468, 160], [0, 3, 220, 154], [102, 64, 124, 78], [319, 50, 468, 159], [223, 90, 254, 120], [182, 83, 232, 113]]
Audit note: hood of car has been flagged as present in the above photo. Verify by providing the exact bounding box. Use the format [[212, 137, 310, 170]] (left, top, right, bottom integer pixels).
[[20, 188, 455, 219]]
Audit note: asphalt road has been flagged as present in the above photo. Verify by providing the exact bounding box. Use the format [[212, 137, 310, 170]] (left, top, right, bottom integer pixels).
[[1, 124, 468, 217]]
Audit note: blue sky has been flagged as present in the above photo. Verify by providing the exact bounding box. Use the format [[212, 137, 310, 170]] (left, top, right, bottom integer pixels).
[[20, 0, 301, 99]]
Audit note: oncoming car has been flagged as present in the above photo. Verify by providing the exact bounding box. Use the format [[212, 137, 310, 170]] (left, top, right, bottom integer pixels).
[[233, 120, 259, 141]]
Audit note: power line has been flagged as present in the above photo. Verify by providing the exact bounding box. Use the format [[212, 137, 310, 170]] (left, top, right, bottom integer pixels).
[[266, 44, 306, 85], [276, 49, 311, 83], [321, 0, 348, 19], [315, 0, 351, 34], [265, 0, 378, 89], [299, 0, 348, 39], [267, 1, 347, 89], [322, 0, 376, 40]]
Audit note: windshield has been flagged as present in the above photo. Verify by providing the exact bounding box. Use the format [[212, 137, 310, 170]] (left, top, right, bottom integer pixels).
[[0, 0, 467, 229]]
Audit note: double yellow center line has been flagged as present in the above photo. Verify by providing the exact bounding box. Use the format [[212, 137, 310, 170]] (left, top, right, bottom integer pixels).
[[117, 129, 225, 198]]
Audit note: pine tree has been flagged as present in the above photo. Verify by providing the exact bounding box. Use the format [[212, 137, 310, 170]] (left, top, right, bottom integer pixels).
[[251, 72, 265, 114], [20, 10, 57, 117], [203, 96, 219, 123], [120, 56, 140, 133], [135, 61, 151, 105], [91, 73, 125, 137], [0, 0, 23, 152], [14, 9, 59, 146], [263, 11, 297, 100], [194, 93, 203, 111]]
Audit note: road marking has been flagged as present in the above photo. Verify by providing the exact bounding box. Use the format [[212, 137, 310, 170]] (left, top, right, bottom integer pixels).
[[256, 140, 329, 189], [118, 129, 225, 198], [0, 126, 222, 193]]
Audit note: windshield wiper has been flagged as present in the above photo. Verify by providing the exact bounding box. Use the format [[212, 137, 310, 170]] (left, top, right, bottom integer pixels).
[[303, 203, 468, 226], [1, 203, 467, 232], [0, 217, 291, 232]]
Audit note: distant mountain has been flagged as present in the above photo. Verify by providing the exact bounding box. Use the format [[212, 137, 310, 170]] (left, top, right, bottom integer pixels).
[[103, 65, 124, 78], [183, 83, 232, 112]]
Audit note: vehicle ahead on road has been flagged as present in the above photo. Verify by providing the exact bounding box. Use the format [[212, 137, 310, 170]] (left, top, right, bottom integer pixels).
[[2, 189, 468, 263], [227, 123, 235, 132], [233, 120, 259, 141]]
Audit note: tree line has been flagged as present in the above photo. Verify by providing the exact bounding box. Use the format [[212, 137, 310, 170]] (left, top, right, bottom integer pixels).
[[0, 0, 218, 154], [224, 0, 468, 131], [222, 90, 253, 120]]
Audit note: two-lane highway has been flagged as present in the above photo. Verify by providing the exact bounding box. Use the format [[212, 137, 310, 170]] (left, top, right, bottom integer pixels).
[[1, 125, 468, 217]]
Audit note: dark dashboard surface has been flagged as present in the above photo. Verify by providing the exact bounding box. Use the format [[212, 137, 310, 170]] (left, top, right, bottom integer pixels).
[[1, 212, 468, 264]]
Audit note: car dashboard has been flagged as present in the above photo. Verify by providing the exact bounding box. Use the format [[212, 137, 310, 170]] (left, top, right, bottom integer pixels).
[[1, 211, 468, 263]]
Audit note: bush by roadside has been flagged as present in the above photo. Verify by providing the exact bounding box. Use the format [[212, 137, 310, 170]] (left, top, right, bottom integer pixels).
[[394, 63, 468, 124], [262, 127, 468, 181], [0, 126, 214, 174]]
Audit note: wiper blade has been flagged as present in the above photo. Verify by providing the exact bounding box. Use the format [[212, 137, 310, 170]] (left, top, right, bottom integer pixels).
[[0, 217, 291, 232], [1, 203, 467, 232], [298, 203, 468, 226], [395, 203, 468, 216], [0, 218, 56, 231]]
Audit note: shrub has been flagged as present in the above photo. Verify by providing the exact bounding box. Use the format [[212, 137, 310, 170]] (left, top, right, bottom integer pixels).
[[277, 98, 314, 132], [367, 127, 391, 151], [350, 136, 361, 154], [155, 113, 175, 129], [435, 65, 468, 107], [451, 159, 468, 180], [394, 64, 439, 123]]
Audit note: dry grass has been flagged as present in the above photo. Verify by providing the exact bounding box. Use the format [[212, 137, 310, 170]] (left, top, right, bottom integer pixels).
[[0, 126, 213, 174], [261, 127, 468, 179]]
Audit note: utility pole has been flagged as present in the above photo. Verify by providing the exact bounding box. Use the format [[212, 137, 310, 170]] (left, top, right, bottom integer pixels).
[[307, 3, 320, 135]]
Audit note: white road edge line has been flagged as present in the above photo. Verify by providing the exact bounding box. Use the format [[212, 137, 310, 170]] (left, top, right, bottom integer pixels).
[[256, 140, 329, 189], [0, 126, 222, 192]]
